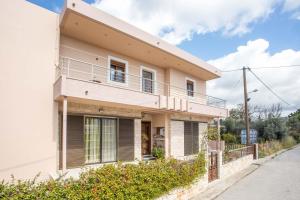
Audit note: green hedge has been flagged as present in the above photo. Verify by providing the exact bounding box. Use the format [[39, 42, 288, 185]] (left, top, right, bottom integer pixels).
[[0, 153, 206, 200]]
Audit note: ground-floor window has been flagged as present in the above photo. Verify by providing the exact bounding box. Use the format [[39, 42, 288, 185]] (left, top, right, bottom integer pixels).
[[184, 121, 199, 156], [61, 114, 134, 169], [84, 117, 117, 164]]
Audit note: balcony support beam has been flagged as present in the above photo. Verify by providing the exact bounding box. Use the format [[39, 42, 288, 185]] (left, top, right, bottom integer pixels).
[[62, 96, 68, 172]]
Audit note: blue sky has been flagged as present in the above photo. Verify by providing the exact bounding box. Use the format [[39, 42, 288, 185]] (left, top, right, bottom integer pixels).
[[28, 0, 300, 60], [28, 0, 300, 113]]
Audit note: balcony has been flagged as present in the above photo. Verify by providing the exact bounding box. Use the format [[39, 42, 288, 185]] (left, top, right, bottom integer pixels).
[[54, 56, 227, 117]]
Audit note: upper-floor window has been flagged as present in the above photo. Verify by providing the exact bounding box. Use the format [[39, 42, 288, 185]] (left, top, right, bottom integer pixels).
[[141, 66, 156, 94], [108, 56, 128, 85], [186, 79, 194, 97]]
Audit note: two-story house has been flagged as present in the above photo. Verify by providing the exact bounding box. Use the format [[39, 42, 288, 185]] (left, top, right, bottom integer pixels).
[[0, 0, 227, 181]]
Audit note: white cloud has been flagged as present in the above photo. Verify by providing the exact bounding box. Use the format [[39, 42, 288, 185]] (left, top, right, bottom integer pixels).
[[92, 0, 276, 44], [283, 0, 300, 20], [283, 0, 300, 11], [207, 39, 300, 115]]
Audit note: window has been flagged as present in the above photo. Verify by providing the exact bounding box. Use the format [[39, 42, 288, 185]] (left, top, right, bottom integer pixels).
[[108, 56, 128, 85], [186, 80, 194, 97], [141, 66, 156, 94], [184, 121, 199, 156], [110, 60, 126, 83], [142, 70, 154, 93]]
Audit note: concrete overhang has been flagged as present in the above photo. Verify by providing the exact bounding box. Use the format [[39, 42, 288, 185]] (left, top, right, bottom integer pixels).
[[60, 0, 221, 80]]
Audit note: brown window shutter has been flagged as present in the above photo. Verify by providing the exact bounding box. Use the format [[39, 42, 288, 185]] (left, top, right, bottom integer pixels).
[[118, 118, 134, 161], [67, 115, 85, 168], [184, 121, 199, 156], [192, 122, 199, 154], [184, 121, 193, 156]]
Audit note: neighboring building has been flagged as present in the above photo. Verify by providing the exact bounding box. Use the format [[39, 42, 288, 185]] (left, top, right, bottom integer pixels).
[[0, 0, 227, 181]]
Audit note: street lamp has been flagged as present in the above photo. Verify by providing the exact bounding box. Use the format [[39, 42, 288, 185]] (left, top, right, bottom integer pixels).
[[248, 89, 258, 94], [247, 89, 258, 102]]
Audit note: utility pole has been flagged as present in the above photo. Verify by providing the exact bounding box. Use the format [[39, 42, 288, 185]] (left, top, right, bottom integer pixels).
[[243, 67, 250, 145]]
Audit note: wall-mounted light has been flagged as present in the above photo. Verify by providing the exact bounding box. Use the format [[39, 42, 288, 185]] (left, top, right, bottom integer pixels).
[[85, 90, 88, 95]]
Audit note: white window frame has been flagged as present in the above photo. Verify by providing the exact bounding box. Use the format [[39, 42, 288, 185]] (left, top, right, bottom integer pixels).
[[140, 66, 157, 94], [185, 77, 196, 99], [107, 55, 129, 87]]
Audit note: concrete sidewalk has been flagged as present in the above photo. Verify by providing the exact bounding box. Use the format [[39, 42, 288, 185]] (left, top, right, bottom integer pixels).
[[191, 163, 259, 200], [192, 144, 300, 200]]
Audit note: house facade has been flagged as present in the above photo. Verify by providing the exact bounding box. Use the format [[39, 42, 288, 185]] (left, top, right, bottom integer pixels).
[[0, 0, 227, 181]]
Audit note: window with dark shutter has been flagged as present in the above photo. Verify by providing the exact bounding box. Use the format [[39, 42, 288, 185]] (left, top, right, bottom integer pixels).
[[66, 115, 85, 168], [118, 118, 134, 161], [184, 121, 199, 156]]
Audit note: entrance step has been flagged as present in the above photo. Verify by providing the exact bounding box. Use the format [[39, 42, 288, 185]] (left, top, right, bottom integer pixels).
[[143, 154, 156, 161]]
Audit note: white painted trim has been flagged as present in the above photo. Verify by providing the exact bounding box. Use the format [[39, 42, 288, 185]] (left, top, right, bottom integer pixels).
[[185, 77, 196, 99], [107, 55, 129, 87], [140, 66, 157, 95]]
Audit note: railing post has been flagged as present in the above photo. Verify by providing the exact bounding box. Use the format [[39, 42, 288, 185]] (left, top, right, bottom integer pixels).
[[67, 58, 70, 77], [91, 64, 94, 81], [253, 143, 258, 160]]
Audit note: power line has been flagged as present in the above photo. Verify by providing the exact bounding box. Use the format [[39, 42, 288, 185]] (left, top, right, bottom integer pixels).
[[221, 64, 300, 72], [251, 64, 300, 70], [247, 68, 291, 106], [221, 68, 242, 72], [231, 74, 242, 89]]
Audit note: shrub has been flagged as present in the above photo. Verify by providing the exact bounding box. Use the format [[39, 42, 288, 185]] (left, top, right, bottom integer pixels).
[[222, 133, 237, 144], [0, 153, 206, 200], [208, 127, 218, 140], [258, 137, 297, 158], [152, 147, 164, 159], [281, 136, 297, 149]]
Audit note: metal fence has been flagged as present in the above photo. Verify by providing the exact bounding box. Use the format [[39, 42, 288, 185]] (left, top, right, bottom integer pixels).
[[223, 145, 254, 164]]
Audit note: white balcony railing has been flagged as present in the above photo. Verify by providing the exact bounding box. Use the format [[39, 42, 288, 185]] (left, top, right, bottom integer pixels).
[[56, 56, 226, 109]]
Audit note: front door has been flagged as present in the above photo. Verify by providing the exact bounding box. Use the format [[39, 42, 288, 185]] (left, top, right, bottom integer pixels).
[[141, 122, 151, 155]]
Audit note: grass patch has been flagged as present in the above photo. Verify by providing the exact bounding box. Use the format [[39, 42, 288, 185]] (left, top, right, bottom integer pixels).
[[258, 136, 297, 158]]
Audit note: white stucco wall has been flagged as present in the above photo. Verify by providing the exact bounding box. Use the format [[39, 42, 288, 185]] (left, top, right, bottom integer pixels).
[[170, 120, 184, 158], [0, 0, 59, 181], [221, 155, 254, 179], [134, 119, 142, 161]]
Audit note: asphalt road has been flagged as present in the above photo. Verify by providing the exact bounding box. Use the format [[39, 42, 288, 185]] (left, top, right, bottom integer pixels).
[[215, 145, 300, 200]]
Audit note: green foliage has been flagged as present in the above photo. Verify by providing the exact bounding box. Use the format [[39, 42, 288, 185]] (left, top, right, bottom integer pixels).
[[0, 153, 206, 200], [152, 147, 164, 159], [222, 133, 237, 144], [258, 136, 297, 158], [287, 109, 300, 142], [281, 136, 297, 149], [207, 127, 218, 140]]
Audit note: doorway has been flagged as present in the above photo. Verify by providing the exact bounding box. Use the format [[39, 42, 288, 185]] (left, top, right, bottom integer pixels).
[[141, 121, 151, 156]]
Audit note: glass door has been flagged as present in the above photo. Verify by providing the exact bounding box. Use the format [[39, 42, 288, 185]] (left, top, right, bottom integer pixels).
[[101, 118, 117, 162], [84, 117, 101, 164]]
